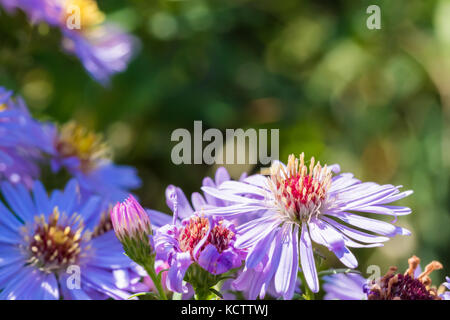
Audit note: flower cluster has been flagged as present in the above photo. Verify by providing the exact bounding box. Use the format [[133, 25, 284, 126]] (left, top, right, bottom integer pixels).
[[0, 85, 448, 300], [0, 86, 141, 299], [105, 152, 450, 301]]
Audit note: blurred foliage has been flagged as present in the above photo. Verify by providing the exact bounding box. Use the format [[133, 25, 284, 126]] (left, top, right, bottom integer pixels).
[[1, 0, 450, 288]]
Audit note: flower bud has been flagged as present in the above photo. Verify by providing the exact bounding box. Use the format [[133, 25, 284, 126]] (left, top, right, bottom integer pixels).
[[110, 195, 153, 265]]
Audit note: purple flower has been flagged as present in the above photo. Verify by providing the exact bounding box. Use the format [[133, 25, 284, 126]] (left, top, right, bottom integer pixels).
[[62, 24, 137, 85], [325, 256, 450, 300], [202, 153, 412, 298], [0, 87, 48, 187], [0, 0, 137, 85], [155, 213, 246, 294], [0, 179, 136, 299], [366, 255, 444, 300], [110, 195, 153, 265], [44, 121, 141, 202]]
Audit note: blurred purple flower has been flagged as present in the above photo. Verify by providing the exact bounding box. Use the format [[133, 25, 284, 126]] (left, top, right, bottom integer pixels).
[[0, 87, 48, 187], [0, 0, 137, 85], [43, 121, 141, 203]]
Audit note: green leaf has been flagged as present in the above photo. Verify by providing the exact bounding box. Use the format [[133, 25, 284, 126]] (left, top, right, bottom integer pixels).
[[209, 288, 223, 299]]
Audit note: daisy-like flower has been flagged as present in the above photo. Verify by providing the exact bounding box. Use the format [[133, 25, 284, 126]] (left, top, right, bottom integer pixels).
[[324, 256, 449, 300], [0, 87, 48, 187], [0, 179, 135, 299], [0, 0, 137, 85], [43, 121, 140, 202], [368, 255, 445, 300], [202, 153, 412, 298], [155, 210, 246, 294]]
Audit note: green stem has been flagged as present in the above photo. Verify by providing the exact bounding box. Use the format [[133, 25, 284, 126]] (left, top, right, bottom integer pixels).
[[143, 261, 168, 300], [299, 271, 315, 300]]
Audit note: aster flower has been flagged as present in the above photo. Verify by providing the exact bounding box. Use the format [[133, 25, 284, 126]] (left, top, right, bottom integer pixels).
[[43, 121, 140, 202], [368, 255, 445, 300], [0, 179, 136, 299], [201, 153, 413, 298], [0, 0, 137, 85], [324, 256, 449, 300], [155, 209, 246, 297], [0, 87, 48, 187]]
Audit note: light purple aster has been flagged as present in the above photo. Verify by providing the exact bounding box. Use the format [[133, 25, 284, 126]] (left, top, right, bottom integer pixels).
[[0, 179, 136, 299], [0, 0, 137, 85], [201, 153, 413, 298], [61, 24, 138, 85], [154, 206, 246, 294]]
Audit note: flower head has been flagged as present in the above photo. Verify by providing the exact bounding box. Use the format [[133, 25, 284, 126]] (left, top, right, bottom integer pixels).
[[202, 153, 413, 298], [324, 256, 449, 300], [0, 0, 137, 85], [367, 255, 443, 300], [155, 212, 246, 294], [110, 195, 153, 265], [46, 121, 141, 202], [0, 179, 135, 299]]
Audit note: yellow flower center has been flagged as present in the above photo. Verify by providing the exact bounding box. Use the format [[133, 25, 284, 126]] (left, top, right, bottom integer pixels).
[[55, 122, 110, 172], [63, 0, 105, 30], [21, 207, 91, 273]]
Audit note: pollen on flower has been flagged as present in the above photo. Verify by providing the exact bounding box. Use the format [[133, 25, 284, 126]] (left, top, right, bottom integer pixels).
[[21, 207, 91, 273], [63, 0, 105, 30], [55, 122, 110, 172], [178, 216, 234, 259], [367, 255, 444, 300], [269, 153, 332, 223]]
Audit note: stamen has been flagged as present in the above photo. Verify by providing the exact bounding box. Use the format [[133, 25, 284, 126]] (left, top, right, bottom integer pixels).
[[21, 207, 90, 273], [404, 255, 420, 277], [418, 261, 443, 282], [178, 216, 234, 259], [367, 256, 444, 300], [268, 153, 332, 224]]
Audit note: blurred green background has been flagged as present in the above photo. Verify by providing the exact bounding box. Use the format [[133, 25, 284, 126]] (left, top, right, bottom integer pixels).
[[1, 0, 449, 288]]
